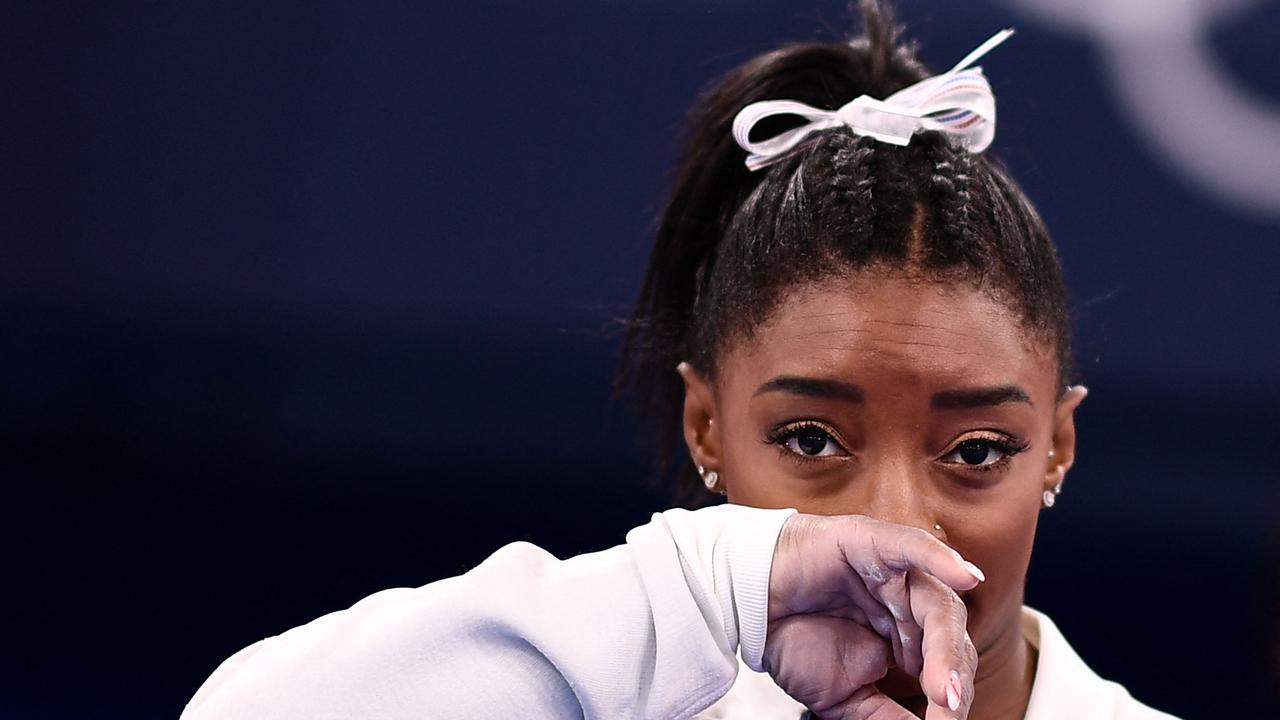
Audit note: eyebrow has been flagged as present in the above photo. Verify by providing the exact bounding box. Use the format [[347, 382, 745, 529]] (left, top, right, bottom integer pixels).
[[930, 385, 1032, 410], [753, 375, 865, 403]]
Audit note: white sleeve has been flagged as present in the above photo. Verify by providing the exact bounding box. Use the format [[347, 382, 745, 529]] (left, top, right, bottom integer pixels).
[[180, 504, 796, 720]]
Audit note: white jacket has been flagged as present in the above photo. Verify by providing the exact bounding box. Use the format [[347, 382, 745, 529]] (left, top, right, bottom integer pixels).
[[181, 505, 1177, 719]]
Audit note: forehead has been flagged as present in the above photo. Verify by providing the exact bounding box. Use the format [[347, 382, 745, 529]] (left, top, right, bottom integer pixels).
[[723, 274, 1055, 396]]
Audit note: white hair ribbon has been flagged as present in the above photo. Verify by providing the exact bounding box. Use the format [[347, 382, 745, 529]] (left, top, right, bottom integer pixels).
[[732, 28, 1015, 171]]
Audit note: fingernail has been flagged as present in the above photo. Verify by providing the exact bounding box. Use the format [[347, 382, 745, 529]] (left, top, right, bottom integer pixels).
[[947, 670, 962, 711], [961, 560, 986, 583]]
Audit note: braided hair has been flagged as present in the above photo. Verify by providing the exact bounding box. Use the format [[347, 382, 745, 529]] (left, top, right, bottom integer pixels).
[[619, 0, 1074, 504]]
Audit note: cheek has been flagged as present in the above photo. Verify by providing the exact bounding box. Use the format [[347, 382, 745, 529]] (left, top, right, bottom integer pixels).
[[719, 428, 850, 512], [716, 412, 817, 507], [946, 472, 1044, 647]]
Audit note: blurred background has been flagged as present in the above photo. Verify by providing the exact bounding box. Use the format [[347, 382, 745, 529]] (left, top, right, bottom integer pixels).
[[3, 1, 1277, 717]]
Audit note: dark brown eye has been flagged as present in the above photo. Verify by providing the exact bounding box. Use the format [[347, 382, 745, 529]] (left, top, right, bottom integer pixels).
[[771, 422, 849, 459], [956, 439, 994, 465], [795, 428, 830, 456], [940, 433, 1027, 471]]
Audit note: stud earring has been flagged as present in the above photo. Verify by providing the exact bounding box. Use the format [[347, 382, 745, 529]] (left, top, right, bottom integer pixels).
[[696, 464, 724, 495], [933, 523, 943, 534], [1042, 481, 1063, 508]]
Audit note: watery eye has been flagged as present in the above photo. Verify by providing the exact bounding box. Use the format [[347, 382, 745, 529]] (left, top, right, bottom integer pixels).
[[782, 426, 845, 457]]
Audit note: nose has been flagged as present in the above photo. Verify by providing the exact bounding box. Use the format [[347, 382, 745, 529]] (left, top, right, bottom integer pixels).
[[848, 452, 936, 535]]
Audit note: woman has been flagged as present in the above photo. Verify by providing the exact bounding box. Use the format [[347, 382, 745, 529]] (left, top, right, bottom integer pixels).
[[181, 3, 1178, 718]]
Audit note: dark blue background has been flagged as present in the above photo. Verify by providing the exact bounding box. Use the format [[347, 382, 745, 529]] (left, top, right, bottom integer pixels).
[[3, 2, 1277, 718]]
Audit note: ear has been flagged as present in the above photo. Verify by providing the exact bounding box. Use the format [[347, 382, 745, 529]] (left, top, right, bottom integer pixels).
[[1046, 385, 1088, 496], [676, 361, 722, 473]]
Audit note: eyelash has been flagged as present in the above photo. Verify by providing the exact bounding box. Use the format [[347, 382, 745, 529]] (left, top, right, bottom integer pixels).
[[764, 420, 851, 466], [938, 432, 1030, 473], [764, 423, 1029, 473]]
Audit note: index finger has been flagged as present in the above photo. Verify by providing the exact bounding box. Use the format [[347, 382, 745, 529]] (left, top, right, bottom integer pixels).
[[908, 569, 978, 720], [845, 518, 986, 593]]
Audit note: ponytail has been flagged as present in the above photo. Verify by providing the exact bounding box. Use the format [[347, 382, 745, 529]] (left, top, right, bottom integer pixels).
[[618, 0, 1071, 505]]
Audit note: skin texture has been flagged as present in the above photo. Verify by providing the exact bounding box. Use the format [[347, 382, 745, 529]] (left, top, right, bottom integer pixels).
[[679, 271, 1087, 720], [763, 513, 983, 720]]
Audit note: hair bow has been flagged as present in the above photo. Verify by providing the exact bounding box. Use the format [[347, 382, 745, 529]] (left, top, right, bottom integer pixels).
[[732, 28, 1015, 171]]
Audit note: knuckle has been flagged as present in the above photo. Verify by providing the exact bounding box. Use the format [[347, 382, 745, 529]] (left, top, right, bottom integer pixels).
[[926, 582, 962, 618], [902, 525, 935, 551], [962, 636, 979, 668], [860, 563, 888, 589], [857, 513, 884, 530]]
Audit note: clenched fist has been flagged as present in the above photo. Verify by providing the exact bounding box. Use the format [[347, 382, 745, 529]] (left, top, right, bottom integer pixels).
[[765, 514, 984, 720]]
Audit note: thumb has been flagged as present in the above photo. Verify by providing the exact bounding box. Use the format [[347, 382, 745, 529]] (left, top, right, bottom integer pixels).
[[766, 616, 916, 720], [816, 685, 922, 720]]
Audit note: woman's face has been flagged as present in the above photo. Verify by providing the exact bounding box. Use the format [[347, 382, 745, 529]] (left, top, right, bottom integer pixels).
[[680, 272, 1086, 692]]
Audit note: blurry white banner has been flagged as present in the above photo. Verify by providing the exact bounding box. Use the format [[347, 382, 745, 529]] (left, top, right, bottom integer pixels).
[[1000, 0, 1280, 219]]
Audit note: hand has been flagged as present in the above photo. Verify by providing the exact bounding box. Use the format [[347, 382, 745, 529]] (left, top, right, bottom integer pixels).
[[765, 514, 983, 720]]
